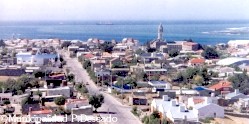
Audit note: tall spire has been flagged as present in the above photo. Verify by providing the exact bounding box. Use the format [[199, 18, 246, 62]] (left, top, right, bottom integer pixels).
[[158, 23, 163, 40]]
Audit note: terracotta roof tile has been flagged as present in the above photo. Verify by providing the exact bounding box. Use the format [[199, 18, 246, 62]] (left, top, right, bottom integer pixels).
[[209, 80, 232, 90], [189, 58, 205, 64], [30, 109, 52, 115]]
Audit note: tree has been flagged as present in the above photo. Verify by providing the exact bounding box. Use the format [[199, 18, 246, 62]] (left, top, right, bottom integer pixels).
[[100, 42, 114, 53], [33, 70, 45, 78], [193, 75, 204, 85], [112, 61, 123, 68], [89, 94, 104, 112], [61, 41, 71, 48], [54, 96, 66, 105], [174, 72, 186, 84], [83, 60, 91, 69], [201, 47, 219, 59], [135, 49, 145, 55], [67, 73, 75, 82], [142, 111, 163, 124], [168, 50, 179, 58], [0, 39, 5, 47], [228, 73, 249, 95]]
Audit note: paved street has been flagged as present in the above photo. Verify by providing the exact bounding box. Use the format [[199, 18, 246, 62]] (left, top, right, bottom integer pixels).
[[59, 50, 142, 124]]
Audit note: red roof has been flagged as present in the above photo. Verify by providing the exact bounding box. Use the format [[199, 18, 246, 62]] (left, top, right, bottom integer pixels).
[[209, 81, 232, 90], [84, 54, 94, 59], [183, 42, 198, 46], [189, 58, 205, 64], [193, 98, 205, 104], [30, 109, 52, 115], [49, 73, 65, 78]]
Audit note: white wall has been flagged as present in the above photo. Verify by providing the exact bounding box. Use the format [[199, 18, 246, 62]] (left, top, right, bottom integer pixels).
[[195, 104, 224, 119]]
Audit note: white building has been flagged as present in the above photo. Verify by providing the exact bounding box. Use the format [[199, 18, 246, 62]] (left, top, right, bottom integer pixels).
[[148, 81, 171, 92], [16, 52, 57, 66], [151, 95, 198, 123], [193, 101, 224, 119], [225, 89, 249, 100], [228, 40, 249, 48]]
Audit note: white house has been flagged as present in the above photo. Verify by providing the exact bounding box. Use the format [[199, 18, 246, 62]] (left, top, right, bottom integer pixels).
[[193, 101, 224, 119], [148, 81, 171, 92], [151, 95, 198, 123], [225, 89, 249, 100], [16, 52, 57, 66]]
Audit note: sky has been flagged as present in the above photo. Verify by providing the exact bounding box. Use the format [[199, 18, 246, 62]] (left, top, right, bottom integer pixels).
[[0, 0, 249, 21]]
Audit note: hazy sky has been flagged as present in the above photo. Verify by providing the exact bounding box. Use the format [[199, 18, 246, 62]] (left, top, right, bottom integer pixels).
[[0, 0, 249, 21]]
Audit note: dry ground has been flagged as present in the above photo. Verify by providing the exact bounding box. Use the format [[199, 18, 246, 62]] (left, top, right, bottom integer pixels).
[[0, 76, 19, 81]]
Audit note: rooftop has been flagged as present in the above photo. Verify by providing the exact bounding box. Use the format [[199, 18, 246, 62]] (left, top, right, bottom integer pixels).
[[209, 80, 232, 90]]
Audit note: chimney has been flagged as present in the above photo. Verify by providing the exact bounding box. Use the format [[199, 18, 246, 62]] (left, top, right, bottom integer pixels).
[[179, 105, 185, 112], [163, 95, 169, 101], [235, 89, 239, 94], [204, 97, 212, 104], [211, 93, 215, 97], [28, 107, 32, 115], [171, 100, 176, 106]]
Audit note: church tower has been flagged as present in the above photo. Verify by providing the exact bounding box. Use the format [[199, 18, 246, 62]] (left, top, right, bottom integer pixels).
[[157, 23, 163, 40]]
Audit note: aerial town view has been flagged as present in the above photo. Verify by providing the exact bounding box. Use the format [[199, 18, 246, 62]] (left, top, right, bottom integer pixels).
[[0, 0, 249, 124]]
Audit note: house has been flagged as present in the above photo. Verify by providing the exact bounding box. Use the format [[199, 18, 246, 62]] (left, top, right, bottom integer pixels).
[[193, 101, 224, 119], [148, 81, 172, 92], [102, 52, 112, 59], [151, 96, 198, 123], [16, 52, 57, 66], [67, 45, 79, 52], [29, 108, 53, 117], [193, 86, 214, 96], [188, 58, 205, 66], [46, 86, 71, 98], [217, 67, 235, 77], [166, 41, 183, 52], [90, 59, 106, 70], [0, 66, 25, 76], [227, 40, 249, 48], [0, 93, 29, 104], [209, 81, 233, 96], [83, 53, 95, 60], [182, 42, 199, 51], [71, 105, 93, 115], [129, 92, 147, 105], [233, 98, 249, 113], [64, 99, 89, 110], [187, 95, 218, 108], [225, 89, 249, 102], [110, 57, 123, 68], [121, 38, 139, 49]]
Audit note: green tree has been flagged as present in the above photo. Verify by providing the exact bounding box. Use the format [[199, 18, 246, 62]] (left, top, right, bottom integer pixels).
[[89, 94, 104, 112], [228, 73, 249, 95], [33, 70, 45, 78], [67, 73, 75, 82], [135, 49, 145, 55], [83, 60, 91, 69], [201, 47, 219, 59], [0, 39, 5, 47], [61, 41, 71, 48], [193, 75, 204, 85], [168, 49, 179, 58], [100, 42, 114, 53], [54, 96, 66, 106], [174, 72, 186, 84]]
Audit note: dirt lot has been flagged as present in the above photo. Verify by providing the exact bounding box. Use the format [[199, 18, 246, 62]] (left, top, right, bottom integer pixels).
[[0, 76, 19, 81], [215, 115, 249, 124]]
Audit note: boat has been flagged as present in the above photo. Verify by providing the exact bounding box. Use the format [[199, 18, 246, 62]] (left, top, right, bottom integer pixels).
[[96, 22, 113, 25]]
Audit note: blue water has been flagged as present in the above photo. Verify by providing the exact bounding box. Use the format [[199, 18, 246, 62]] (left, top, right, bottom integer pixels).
[[0, 20, 249, 45]]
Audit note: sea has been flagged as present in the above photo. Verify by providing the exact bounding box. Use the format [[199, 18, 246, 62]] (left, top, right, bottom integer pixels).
[[0, 20, 249, 45]]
